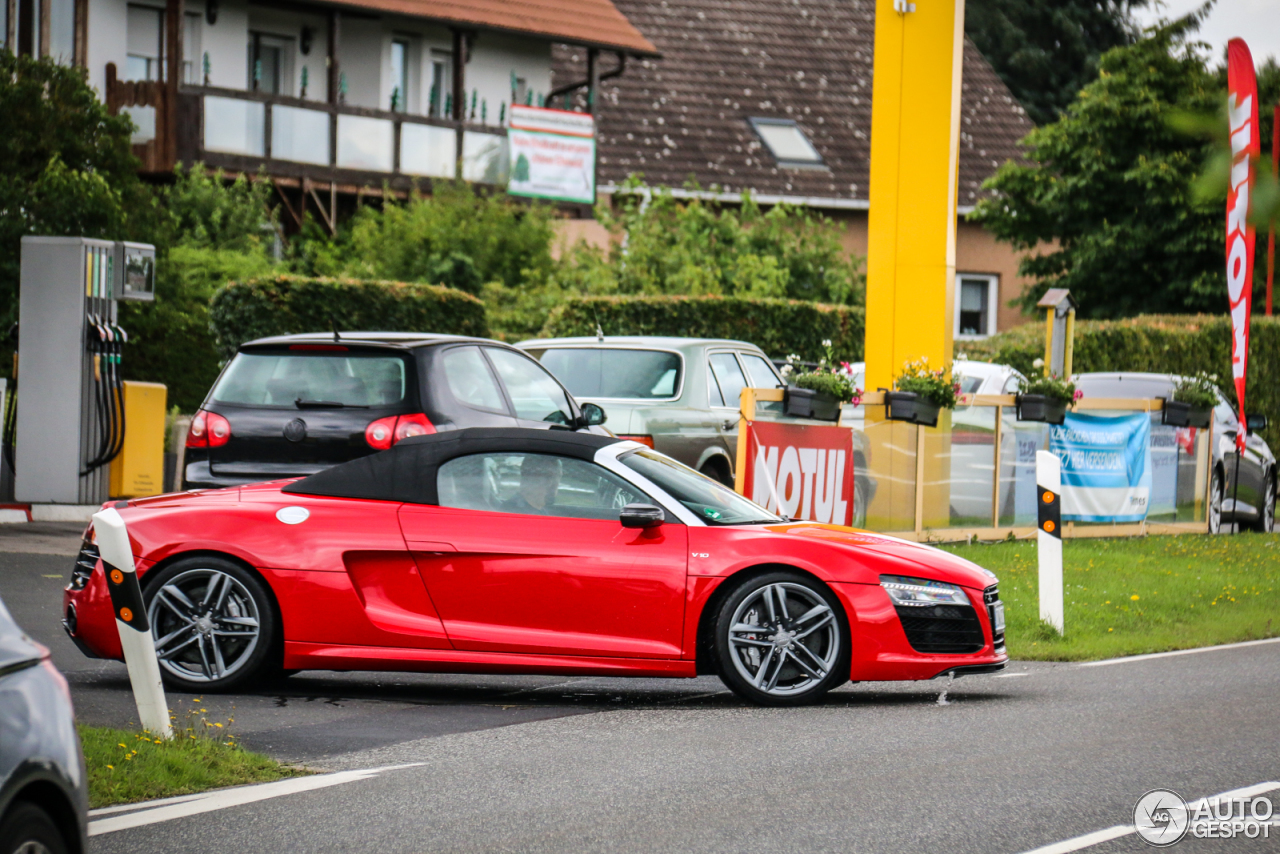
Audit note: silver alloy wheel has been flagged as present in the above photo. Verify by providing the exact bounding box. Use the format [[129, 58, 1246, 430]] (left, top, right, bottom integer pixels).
[[1262, 477, 1276, 533], [727, 581, 840, 697], [1208, 471, 1223, 534], [14, 843, 53, 854], [147, 568, 262, 683]]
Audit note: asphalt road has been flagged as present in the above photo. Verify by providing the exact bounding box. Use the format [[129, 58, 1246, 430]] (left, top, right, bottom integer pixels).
[[2, 529, 1278, 854]]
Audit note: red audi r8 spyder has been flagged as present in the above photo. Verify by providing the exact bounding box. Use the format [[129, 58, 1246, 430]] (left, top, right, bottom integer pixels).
[[63, 428, 1006, 706]]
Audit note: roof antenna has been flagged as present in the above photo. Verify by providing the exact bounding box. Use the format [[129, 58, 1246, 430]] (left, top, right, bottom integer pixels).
[[591, 304, 604, 342], [331, 318, 342, 343]]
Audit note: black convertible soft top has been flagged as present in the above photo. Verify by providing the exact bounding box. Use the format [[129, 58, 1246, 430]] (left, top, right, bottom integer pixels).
[[282, 427, 621, 505]]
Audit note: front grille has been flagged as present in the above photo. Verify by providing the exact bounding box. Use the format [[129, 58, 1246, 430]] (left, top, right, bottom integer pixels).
[[896, 604, 985, 653], [70, 541, 99, 590]]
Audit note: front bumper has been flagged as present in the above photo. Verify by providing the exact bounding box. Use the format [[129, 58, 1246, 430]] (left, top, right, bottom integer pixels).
[[834, 582, 1008, 682]]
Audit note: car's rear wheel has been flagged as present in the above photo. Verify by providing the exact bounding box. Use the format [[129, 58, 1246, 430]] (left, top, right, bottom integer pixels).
[[699, 458, 734, 487], [143, 556, 277, 693], [0, 801, 68, 854], [1250, 473, 1275, 533], [713, 571, 849, 706]]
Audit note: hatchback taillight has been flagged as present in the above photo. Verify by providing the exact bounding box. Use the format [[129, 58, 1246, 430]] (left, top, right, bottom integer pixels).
[[366, 413, 435, 450], [187, 409, 231, 448]]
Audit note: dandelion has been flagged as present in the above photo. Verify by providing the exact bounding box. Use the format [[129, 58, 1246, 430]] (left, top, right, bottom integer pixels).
[[106, 765, 114, 770], [1108, 628, 1114, 632], [1130, 595, 1140, 601], [214, 722, 224, 728], [118, 743, 126, 749]]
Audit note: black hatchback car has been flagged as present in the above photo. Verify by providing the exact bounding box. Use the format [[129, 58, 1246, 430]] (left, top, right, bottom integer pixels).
[[184, 332, 605, 489]]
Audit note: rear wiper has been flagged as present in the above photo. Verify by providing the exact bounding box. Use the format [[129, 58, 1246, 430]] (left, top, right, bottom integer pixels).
[[294, 399, 366, 409]]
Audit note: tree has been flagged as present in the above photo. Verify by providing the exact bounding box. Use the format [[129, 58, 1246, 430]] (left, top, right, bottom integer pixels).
[[971, 18, 1279, 318], [0, 50, 153, 340], [965, 0, 1151, 126]]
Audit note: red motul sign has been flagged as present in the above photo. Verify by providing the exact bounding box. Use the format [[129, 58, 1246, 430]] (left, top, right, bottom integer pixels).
[[1227, 38, 1259, 449], [740, 421, 856, 525]]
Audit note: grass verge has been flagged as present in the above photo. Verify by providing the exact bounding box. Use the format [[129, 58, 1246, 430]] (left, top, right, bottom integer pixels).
[[80, 723, 305, 808], [941, 533, 1280, 661]]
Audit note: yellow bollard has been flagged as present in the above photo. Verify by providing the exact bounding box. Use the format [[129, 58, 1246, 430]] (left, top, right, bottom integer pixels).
[[109, 381, 167, 498]]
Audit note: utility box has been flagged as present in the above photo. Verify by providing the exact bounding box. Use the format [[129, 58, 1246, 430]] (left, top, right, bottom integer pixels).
[[109, 381, 167, 498]]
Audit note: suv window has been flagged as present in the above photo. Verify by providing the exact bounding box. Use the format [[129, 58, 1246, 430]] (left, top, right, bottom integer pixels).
[[485, 348, 574, 424], [211, 350, 407, 407], [438, 453, 650, 520], [708, 353, 748, 409], [537, 348, 682, 399], [441, 346, 505, 412], [739, 353, 783, 389]]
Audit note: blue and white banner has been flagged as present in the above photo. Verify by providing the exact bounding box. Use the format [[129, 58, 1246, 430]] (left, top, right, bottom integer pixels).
[[1050, 412, 1152, 523]]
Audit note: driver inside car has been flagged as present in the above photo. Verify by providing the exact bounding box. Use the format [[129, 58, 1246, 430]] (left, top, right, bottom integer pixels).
[[503, 455, 562, 515]]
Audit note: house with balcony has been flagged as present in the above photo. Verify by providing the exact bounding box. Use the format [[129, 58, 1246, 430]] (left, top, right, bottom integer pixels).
[[553, 0, 1039, 337], [3, 0, 657, 229]]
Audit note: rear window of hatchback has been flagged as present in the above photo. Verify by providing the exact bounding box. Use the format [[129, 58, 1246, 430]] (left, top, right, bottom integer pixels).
[[211, 349, 410, 408]]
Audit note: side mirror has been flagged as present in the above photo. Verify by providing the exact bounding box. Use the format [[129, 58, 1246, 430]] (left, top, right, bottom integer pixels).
[[578, 402, 607, 427], [1246, 413, 1268, 433], [620, 503, 664, 529]]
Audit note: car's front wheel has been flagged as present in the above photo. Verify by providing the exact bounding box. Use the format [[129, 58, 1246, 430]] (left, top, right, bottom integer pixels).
[[143, 556, 278, 693], [1251, 473, 1275, 533], [713, 571, 849, 706], [1208, 469, 1224, 534], [0, 800, 68, 854]]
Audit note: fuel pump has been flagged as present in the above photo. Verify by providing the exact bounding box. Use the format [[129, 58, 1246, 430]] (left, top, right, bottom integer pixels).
[[14, 237, 154, 506]]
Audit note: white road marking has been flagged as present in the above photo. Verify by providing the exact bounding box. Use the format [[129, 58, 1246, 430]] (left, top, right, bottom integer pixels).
[[88, 763, 424, 836], [1015, 781, 1280, 854], [1079, 636, 1280, 668], [89, 792, 206, 817]]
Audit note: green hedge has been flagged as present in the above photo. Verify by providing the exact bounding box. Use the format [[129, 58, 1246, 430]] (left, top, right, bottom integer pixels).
[[209, 275, 489, 359], [540, 295, 865, 363], [957, 314, 1280, 450]]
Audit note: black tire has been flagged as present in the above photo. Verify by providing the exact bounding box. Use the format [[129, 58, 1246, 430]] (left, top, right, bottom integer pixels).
[[1250, 473, 1276, 534], [713, 570, 850, 707], [142, 555, 278, 693], [1208, 469, 1224, 535], [0, 801, 69, 854], [700, 459, 734, 488]]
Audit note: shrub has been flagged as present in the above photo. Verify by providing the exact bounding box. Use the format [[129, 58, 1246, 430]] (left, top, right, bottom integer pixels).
[[957, 314, 1280, 449], [540, 295, 863, 362], [209, 276, 488, 359]]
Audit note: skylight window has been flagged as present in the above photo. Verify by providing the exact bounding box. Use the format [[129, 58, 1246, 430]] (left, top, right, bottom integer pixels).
[[749, 118, 824, 167]]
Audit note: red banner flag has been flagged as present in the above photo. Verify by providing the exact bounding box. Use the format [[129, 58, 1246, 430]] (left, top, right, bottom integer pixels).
[[1226, 39, 1259, 450]]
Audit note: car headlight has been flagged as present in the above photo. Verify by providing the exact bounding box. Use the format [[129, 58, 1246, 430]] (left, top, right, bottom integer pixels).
[[880, 575, 971, 607]]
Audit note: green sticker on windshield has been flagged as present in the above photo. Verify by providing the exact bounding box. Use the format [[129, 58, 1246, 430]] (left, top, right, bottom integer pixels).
[[704, 508, 722, 520]]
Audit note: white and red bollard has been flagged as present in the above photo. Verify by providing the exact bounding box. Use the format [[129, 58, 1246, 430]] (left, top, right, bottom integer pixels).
[[93, 506, 172, 739], [1036, 450, 1064, 635]]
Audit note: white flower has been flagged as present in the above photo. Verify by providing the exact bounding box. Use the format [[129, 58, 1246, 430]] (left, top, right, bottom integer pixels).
[[780, 364, 793, 377], [821, 339, 832, 348], [1033, 358, 1044, 368]]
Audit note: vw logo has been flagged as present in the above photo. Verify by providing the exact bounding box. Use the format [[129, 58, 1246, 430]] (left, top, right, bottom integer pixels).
[[283, 418, 307, 443]]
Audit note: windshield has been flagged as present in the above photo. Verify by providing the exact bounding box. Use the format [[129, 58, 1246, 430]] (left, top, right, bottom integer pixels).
[[211, 351, 408, 407], [536, 348, 682, 399], [621, 449, 782, 525]]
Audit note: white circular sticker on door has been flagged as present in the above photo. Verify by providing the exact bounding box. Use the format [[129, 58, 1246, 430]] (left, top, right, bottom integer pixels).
[[276, 506, 310, 525]]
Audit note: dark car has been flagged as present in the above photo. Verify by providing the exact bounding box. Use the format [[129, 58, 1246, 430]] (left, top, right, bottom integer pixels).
[[0, 596, 87, 854], [184, 332, 605, 489], [1075, 372, 1275, 533]]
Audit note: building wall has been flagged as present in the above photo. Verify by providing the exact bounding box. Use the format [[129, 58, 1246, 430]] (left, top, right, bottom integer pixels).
[[829, 209, 1035, 334]]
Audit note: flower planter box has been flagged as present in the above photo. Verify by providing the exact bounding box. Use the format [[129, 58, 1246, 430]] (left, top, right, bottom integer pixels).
[[885, 391, 941, 428], [1162, 399, 1212, 429], [1015, 394, 1069, 425], [784, 386, 841, 421]]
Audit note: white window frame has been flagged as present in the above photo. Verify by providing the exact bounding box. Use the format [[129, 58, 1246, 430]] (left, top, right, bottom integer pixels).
[[954, 273, 999, 340]]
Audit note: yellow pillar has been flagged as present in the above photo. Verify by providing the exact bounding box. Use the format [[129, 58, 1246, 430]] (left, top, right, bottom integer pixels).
[[864, 0, 965, 392]]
